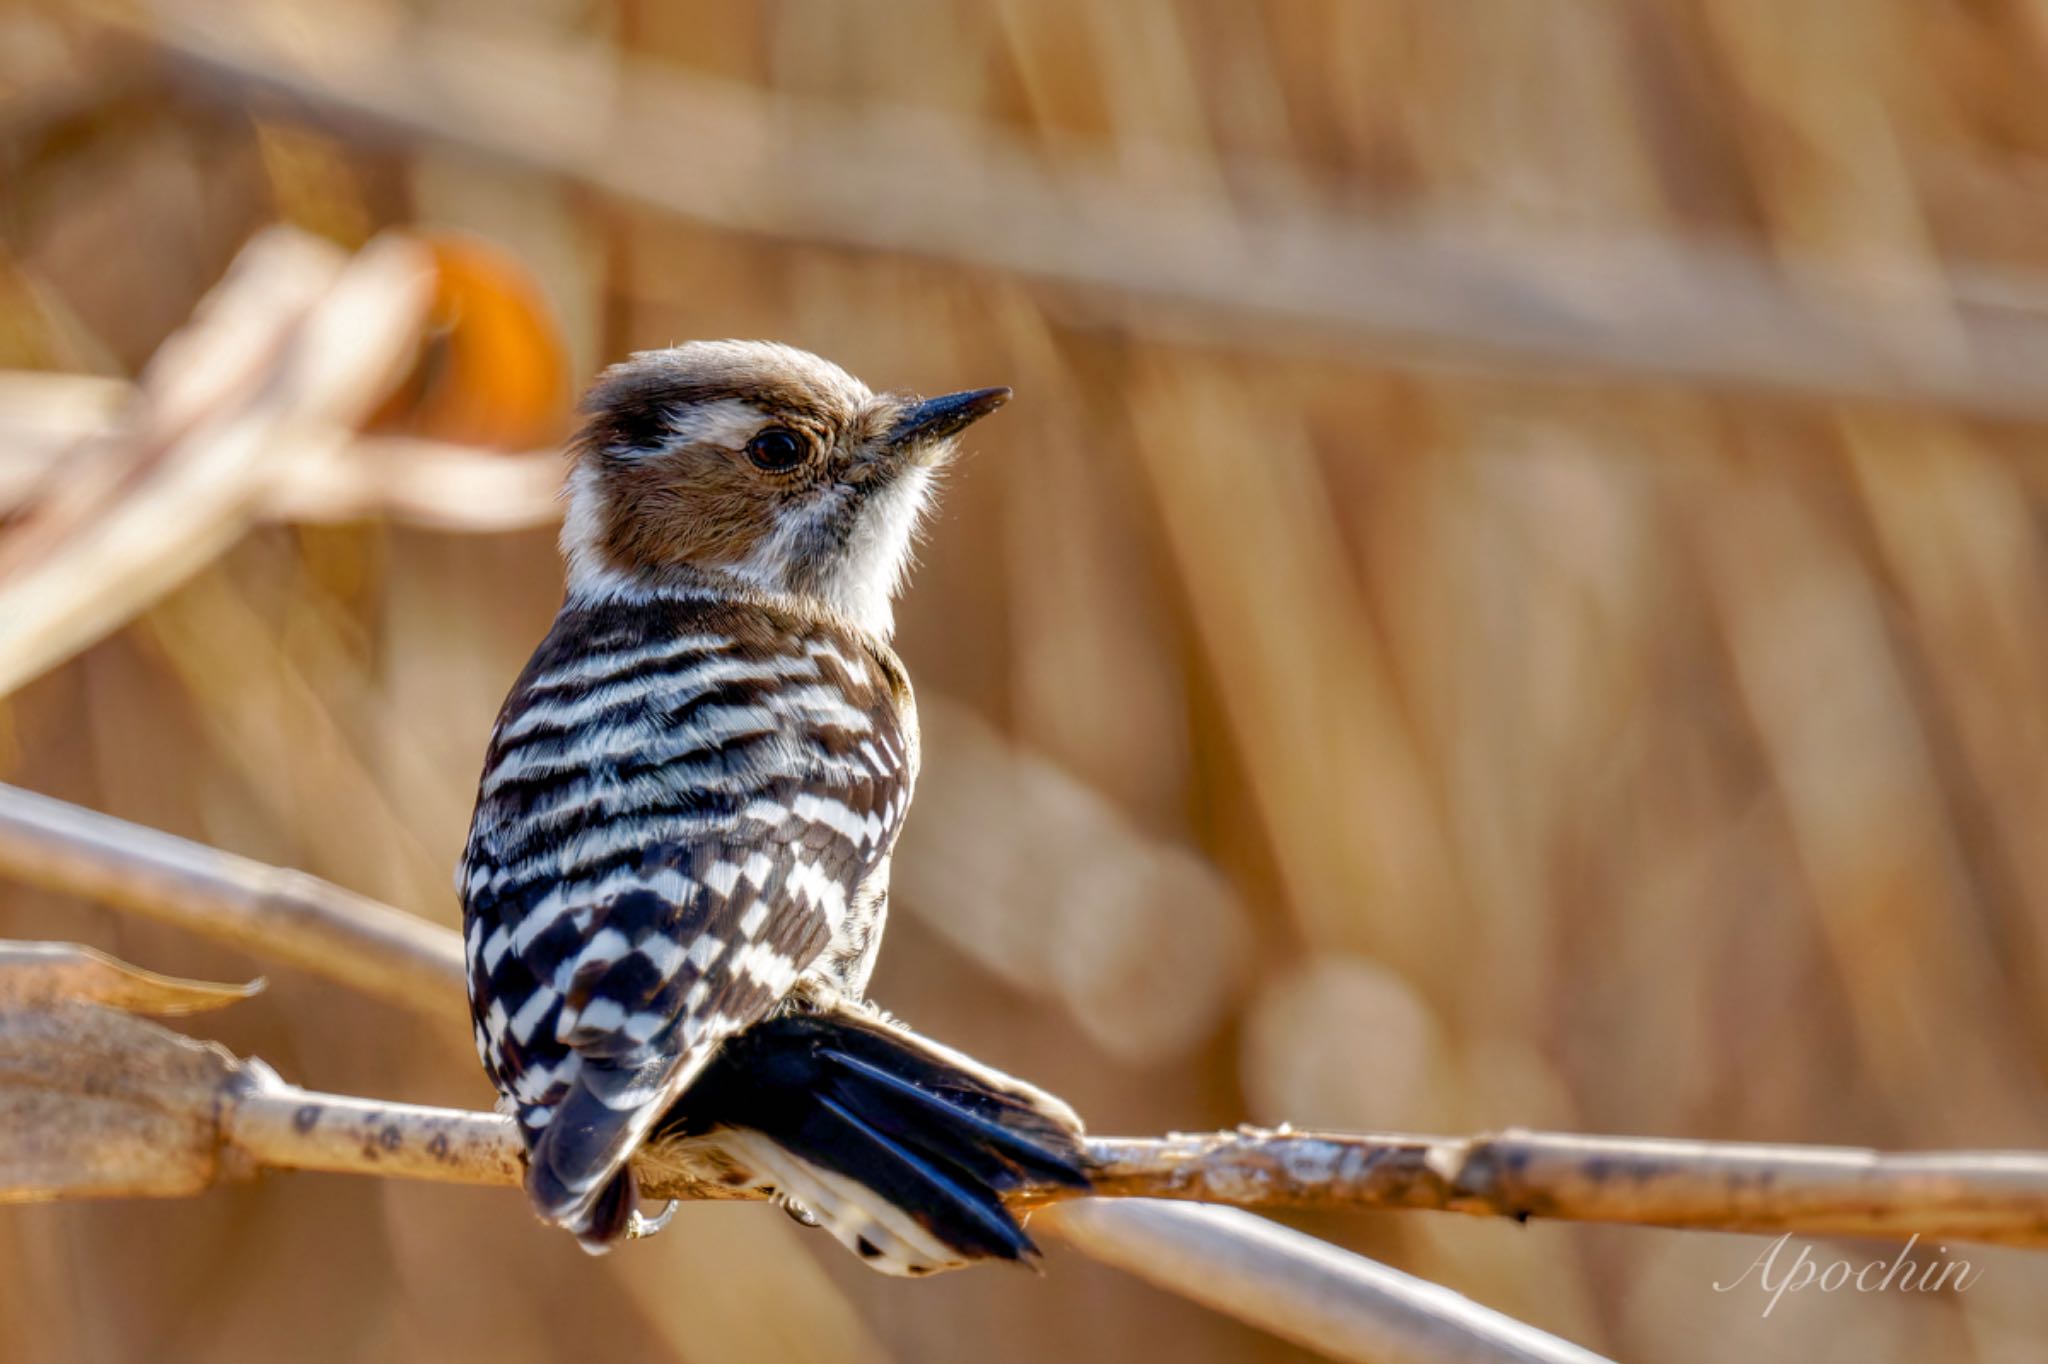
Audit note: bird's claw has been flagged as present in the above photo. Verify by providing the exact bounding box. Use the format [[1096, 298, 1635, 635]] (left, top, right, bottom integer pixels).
[[627, 1201, 679, 1240]]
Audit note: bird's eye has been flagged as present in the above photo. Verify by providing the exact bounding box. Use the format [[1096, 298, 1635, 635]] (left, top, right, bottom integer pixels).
[[745, 427, 807, 471]]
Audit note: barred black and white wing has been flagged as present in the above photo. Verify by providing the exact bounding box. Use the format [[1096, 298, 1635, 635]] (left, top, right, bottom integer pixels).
[[459, 595, 915, 1249]]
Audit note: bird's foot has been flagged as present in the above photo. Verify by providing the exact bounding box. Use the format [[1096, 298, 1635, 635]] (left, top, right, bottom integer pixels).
[[626, 1200, 679, 1240]]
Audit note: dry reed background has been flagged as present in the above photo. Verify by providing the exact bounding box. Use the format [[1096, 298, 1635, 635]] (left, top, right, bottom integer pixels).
[[6, 0, 2048, 1360]]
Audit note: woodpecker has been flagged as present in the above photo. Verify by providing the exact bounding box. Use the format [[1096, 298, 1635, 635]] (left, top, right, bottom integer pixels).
[[460, 341, 1085, 1274]]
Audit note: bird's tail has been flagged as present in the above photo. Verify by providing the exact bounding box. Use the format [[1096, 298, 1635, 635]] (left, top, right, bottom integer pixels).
[[651, 1009, 1091, 1275], [525, 1045, 712, 1253]]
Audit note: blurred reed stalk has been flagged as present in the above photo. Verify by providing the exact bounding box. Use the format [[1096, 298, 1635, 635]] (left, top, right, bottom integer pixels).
[[117, 0, 2048, 420]]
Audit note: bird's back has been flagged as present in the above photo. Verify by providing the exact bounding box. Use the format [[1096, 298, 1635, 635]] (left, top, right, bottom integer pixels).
[[459, 586, 916, 1236]]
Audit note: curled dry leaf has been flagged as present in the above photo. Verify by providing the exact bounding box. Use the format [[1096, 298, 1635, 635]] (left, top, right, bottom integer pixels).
[[365, 230, 572, 449], [0, 940, 262, 1015], [0, 1002, 255, 1202]]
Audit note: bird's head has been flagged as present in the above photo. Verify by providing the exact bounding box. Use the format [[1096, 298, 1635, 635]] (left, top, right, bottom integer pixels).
[[560, 341, 1008, 637]]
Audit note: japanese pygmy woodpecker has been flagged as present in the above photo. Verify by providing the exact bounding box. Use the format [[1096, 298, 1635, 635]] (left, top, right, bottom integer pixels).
[[460, 341, 1086, 1274]]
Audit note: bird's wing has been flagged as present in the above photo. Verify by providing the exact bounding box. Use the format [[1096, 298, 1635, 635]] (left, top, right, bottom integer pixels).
[[459, 600, 914, 1245]]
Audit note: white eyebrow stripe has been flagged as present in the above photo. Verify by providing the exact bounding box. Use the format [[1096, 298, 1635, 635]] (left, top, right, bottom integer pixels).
[[611, 397, 764, 457]]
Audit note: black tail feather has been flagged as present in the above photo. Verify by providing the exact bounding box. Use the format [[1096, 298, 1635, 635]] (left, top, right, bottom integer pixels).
[[816, 1046, 1092, 1191], [808, 1088, 1038, 1260], [655, 1010, 1090, 1266]]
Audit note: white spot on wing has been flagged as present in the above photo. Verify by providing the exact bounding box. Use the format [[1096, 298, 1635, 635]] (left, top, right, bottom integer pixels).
[[637, 935, 686, 979], [568, 997, 625, 1038], [738, 899, 770, 938], [509, 987, 558, 1044], [686, 935, 726, 971], [702, 860, 742, 898]]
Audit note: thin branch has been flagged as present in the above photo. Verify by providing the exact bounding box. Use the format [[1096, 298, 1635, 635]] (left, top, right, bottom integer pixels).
[[1046, 1202, 1609, 1364], [238, 1079, 1616, 1361], [0, 783, 467, 1028], [1082, 1129, 2048, 1249], [115, 0, 2048, 421], [210, 1066, 2048, 1252], [0, 229, 435, 698], [0, 371, 564, 532]]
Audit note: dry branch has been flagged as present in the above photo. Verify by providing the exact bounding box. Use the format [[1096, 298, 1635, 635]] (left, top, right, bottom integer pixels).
[[1048, 1202, 1608, 1364], [118, 0, 2048, 421], [0, 371, 563, 531], [1083, 1129, 2048, 1249], [0, 783, 467, 1028], [2, 988, 1616, 1364], [0, 229, 434, 697], [20, 983, 2048, 1251]]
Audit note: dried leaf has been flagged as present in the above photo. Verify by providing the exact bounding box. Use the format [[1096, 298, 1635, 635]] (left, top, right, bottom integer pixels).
[[366, 231, 571, 449], [0, 1003, 246, 1202], [0, 941, 261, 1015]]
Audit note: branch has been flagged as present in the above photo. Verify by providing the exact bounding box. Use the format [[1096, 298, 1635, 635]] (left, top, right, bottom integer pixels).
[[1082, 1129, 2048, 1249], [0, 370, 564, 531], [0, 782, 467, 1028], [1046, 1203, 1610, 1364], [2, 996, 1611, 1364], [0, 229, 435, 698]]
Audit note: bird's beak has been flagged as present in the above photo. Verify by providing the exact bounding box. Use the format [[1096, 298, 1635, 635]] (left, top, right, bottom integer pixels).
[[882, 387, 1011, 454]]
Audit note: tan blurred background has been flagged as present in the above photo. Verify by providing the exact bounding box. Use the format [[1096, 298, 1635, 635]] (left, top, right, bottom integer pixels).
[[7, 0, 2048, 1359]]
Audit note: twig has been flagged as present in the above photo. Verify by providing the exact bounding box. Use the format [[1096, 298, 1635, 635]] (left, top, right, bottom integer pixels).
[[1046, 1202, 1608, 1364], [1082, 1129, 2048, 1249], [0, 228, 436, 697], [0, 372, 564, 531], [0, 783, 467, 1028], [119, 0, 2048, 421], [128, 1025, 2048, 1251], [232, 1072, 1610, 1362]]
